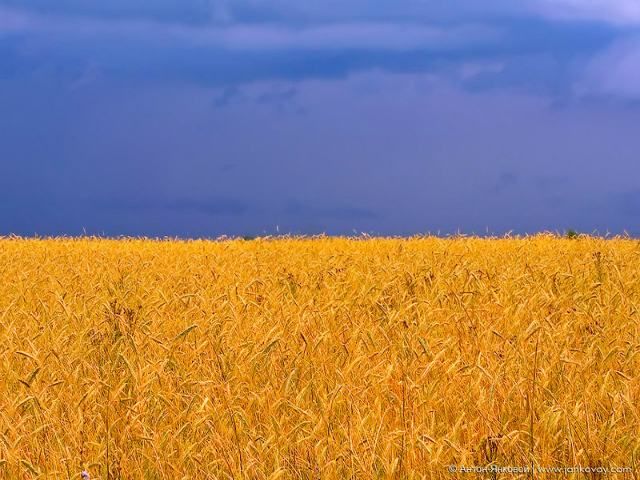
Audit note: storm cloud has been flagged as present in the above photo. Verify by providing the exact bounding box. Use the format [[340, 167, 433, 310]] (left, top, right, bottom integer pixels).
[[1, 0, 639, 236]]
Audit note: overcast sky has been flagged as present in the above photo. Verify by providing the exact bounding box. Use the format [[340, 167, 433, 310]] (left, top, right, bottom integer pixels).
[[2, 0, 640, 237]]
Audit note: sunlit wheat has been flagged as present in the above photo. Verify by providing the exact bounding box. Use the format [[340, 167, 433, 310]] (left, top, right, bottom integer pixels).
[[0, 235, 639, 479]]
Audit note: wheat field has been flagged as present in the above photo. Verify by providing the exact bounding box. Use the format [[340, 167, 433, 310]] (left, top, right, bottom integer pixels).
[[0, 236, 639, 479]]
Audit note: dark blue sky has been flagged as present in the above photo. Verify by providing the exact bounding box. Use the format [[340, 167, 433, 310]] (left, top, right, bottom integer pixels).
[[2, 0, 640, 237]]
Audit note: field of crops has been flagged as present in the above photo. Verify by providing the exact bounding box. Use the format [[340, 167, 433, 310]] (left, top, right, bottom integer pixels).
[[1, 236, 639, 479]]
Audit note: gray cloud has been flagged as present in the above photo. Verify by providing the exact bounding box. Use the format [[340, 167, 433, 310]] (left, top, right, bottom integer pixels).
[[213, 85, 244, 108], [256, 86, 300, 112], [2, 1, 640, 237], [0, 0, 526, 26], [533, 0, 640, 25], [0, 0, 217, 25], [0, 5, 619, 100], [7, 0, 637, 26], [578, 37, 640, 100], [0, 7, 501, 52]]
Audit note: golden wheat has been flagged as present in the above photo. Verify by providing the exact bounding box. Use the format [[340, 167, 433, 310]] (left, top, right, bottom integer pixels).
[[0, 236, 639, 479]]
